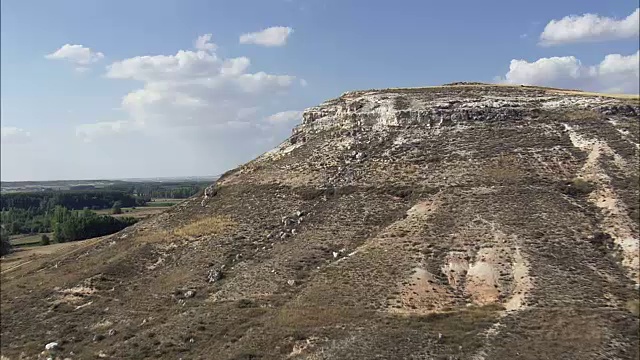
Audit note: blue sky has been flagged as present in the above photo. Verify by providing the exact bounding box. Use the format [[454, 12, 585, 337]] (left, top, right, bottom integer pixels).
[[1, 0, 638, 181]]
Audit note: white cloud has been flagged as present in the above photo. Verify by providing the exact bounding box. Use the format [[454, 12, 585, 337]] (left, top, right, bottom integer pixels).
[[78, 34, 300, 137], [1, 126, 31, 144], [239, 26, 293, 47], [540, 8, 639, 46], [265, 110, 303, 124], [194, 33, 217, 52], [497, 50, 639, 94], [45, 44, 105, 69]]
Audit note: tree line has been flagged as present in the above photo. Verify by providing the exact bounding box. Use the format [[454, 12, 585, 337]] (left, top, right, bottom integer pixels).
[[49, 207, 137, 243], [0, 190, 142, 211], [0, 206, 137, 238], [105, 182, 208, 199]]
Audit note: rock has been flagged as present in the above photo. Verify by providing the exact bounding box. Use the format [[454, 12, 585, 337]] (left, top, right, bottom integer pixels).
[[93, 334, 105, 342], [108, 329, 117, 336], [287, 280, 296, 286], [44, 342, 58, 351], [333, 252, 339, 258], [207, 269, 223, 283], [295, 210, 305, 217], [184, 290, 196, 298]]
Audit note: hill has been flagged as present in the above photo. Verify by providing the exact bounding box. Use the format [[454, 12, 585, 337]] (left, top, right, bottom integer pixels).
[[1, 84, 639, 359]]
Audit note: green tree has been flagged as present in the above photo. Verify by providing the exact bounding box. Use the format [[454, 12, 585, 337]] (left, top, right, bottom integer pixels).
[[0, 229, 11, 256], [40, 234, 51, 246], [112, 201, 123, 215]]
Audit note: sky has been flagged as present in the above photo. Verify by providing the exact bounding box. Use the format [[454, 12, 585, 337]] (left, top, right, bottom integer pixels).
[[1, 0, 638, 181]]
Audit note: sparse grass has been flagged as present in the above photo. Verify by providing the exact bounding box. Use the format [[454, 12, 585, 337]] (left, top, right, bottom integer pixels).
[[549, 89, 640, 101], [564, 109, 602, 122], [484, 154, 524, 182], [274, 306, 370, 329], [174, 215, 237, 238], [381, 83, 640, 101]]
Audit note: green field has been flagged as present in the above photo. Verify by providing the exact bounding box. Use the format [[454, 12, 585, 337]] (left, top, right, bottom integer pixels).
[[93, 204, 174, 219], [146, 202, 178, 207], [9, 233, 52, 247]]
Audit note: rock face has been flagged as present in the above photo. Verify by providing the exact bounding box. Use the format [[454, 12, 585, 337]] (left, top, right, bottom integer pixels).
[[1, 84, 639, 359]]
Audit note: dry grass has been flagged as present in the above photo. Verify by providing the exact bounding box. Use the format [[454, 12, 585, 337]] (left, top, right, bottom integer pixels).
[[274, 306, 370, 329], [627, 300, 640, 317], [376, 84, 640, 101], [174, 215, 237, 238], [483, 154, 524, 182], [564, 109, 602, 122], [549, 89, 640, 100]]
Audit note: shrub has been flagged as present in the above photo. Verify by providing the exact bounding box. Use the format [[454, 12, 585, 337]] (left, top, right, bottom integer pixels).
[[563, 178, 595, 197], [237, 299, 255, 308], [484, 154, 524, 182], [0, 230, 11, 256], [40, 234, 51, 246], [112, 201, 123, 215]]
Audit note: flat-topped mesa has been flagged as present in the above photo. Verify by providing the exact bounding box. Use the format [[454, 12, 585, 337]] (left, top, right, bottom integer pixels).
[[295, 85, 639, 136]]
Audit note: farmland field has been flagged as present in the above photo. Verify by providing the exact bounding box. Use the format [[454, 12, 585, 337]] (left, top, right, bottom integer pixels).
[[93, 199, 177, 219], [9, 233, 52, 247]]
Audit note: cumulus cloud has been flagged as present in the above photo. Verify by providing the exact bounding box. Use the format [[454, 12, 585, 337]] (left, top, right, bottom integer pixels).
[[194, 33, 217, 51], [497, 50, 639, 94], [239, 26, 293, 47], [77, 34, 300, 139], [45, 44, 105, 69], [540, 8, 639, 46], [265, 110, 303, 124], [1, 126, 31, 144]]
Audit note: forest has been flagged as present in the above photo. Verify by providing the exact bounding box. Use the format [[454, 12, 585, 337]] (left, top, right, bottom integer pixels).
[[0, 190, 141, 211], [0, 181, 211, 249]]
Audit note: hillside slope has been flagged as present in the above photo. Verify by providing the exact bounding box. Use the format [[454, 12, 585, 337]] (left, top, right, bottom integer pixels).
[[1, 84, 639, 360]]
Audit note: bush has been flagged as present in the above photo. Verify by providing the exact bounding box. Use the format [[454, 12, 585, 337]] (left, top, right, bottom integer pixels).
[[112, 201, 123, 215], [0, 230, 11, 256], [563, 178, 595, 197], [237, 299, 255, 308], [40, 234, 51, 246]]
